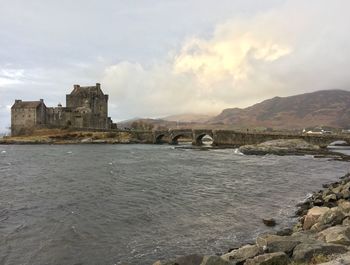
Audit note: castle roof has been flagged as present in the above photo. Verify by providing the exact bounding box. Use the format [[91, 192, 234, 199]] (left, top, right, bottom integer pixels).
[[69, 83, 105, 96], [12, 100, 44, 109]]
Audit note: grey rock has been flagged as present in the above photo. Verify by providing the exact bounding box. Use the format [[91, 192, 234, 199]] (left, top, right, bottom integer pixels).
[[318, 207, 345, 226], [221, 244, 260, 263], [244, 252, 289, 265], [324, 194, 337, 203], [317, 225, 350, 245], [292, 242, 348, 262], [276, 228, 293, 237], [256, 234, 300, 255], [262, 219, 277, 227]]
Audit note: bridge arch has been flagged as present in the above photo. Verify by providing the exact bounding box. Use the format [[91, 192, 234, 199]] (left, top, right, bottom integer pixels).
[[168, 129, 193, 145], [192, 130, 214, 146], [170, 134, 186, 145], [194, 133, 214, 146], [155, 134, 166, 144]]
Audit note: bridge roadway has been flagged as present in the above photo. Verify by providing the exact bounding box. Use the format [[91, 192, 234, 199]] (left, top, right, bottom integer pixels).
[[153, 129, 350, 148]]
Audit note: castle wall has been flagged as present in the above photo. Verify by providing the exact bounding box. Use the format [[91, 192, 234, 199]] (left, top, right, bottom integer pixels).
[[11, 108, 36, 135], [46, 107, 74, 127], [11, 102, 47, 136]]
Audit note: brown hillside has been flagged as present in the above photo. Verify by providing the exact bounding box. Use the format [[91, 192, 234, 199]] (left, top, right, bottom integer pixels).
[[209, 90, 350, 129]]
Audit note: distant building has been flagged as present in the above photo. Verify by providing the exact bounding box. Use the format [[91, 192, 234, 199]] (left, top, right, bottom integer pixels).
[[11, 83, 116, 136], [303, 127, 333, 135]]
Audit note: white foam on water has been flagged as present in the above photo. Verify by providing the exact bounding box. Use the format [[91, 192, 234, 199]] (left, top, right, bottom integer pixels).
[[67, 151, 72, 154], [1, 150, 6, 154], [233, 148, 244, 155]]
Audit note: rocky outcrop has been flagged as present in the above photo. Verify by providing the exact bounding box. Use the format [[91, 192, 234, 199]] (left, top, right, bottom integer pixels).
[[238, 139, 321, 156]]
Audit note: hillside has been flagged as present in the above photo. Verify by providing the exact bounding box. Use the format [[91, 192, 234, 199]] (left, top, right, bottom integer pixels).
[[209, 90, 350, 129], [162, 113, 213, 123]]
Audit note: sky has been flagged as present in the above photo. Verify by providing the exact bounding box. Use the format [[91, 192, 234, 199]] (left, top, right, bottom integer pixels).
[[1, 0, 350, 132]]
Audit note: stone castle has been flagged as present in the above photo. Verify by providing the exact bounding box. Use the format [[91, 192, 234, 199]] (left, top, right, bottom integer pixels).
[[11, 83, 116, 136]]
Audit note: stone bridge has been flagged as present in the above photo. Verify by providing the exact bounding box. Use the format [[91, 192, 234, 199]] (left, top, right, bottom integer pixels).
[[153, 129, 350, 148], [153, 129, 193, 145]]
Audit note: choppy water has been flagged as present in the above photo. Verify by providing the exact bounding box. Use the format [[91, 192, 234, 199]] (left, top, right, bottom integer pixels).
[[0, 144, 349, 265]]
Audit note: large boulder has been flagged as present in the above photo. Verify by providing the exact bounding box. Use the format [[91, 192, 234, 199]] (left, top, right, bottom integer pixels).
[[221, 244, 260, 263], [317, 207, 345, 226], [317, 225, 350, 245], [292, 242, 348, 262], [244, 252, 289, 265], [303, 207, 330, 230], [256, 234, 300, 255]]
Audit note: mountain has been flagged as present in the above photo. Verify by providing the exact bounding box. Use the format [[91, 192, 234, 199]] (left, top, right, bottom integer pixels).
[[162, 113, 213, 123], [209, 90, 350, 129]]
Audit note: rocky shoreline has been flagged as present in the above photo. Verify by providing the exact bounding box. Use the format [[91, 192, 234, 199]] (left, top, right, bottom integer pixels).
[[150, 173, 350, 265]]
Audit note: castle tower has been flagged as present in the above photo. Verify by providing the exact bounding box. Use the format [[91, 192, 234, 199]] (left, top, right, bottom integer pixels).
[[66, 83, 109, 129]]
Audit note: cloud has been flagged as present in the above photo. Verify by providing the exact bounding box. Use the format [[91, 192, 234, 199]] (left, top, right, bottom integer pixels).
[[1, 0, 350, 131], [102, 0, 350, 119]]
